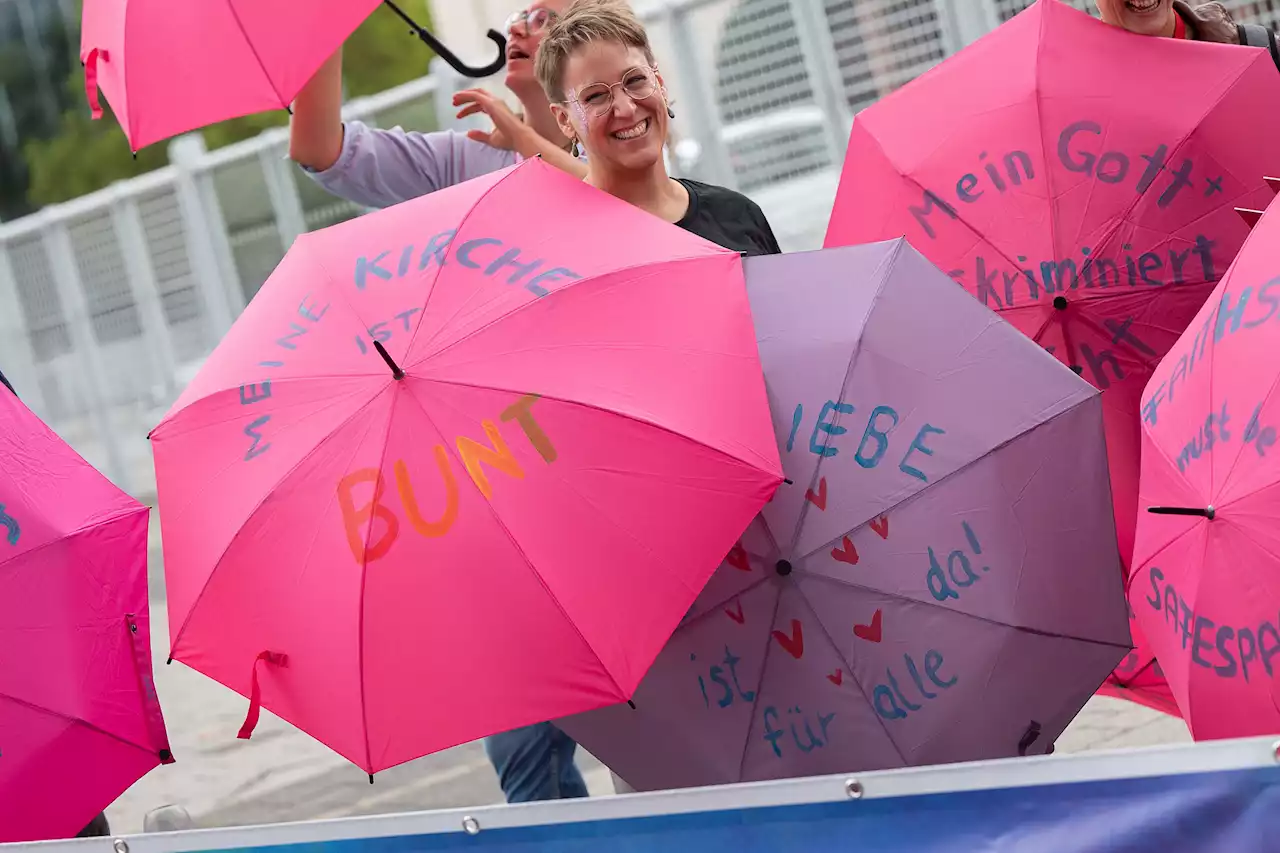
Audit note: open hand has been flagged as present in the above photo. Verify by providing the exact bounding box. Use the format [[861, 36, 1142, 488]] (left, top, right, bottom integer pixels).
[[453, 88, 527, 150]]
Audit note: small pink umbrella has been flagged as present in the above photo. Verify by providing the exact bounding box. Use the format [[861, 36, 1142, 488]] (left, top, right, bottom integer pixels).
[[0, 390, 172, 842], [79, 0, 503, 152], [150, 158, 783, 776]]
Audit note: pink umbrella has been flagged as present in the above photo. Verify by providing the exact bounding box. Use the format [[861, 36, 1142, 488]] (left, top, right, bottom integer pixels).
[[0, 390, 172, 842], [1131, 191, 1280, 738], [80, 0, 424, 152], [824, 0, 1280, 710], [149, 158, 783, 776]]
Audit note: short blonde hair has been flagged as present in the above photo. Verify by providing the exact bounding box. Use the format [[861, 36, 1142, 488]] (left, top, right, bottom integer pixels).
[[535, 0, 657, 102]]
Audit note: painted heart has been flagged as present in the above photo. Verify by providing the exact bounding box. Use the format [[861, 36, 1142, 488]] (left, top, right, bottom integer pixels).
[[870, 514, 889, 539], [831, 536, 859, 565], [724, 601, 745, 624], [771, 619, 805, 659], [725, 542, 751, 573], [805, 478, 828, 511], [854, 609, 883, 643], [827, 669, 843, 686]]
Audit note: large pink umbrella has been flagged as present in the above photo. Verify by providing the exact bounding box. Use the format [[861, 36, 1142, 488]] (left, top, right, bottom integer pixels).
[[0, 390, 172, 842], [80, 0, 383, 151], [149, 158, 783, 776], [823, 0, 1280, 709], [1131, 193, 1280, 738]]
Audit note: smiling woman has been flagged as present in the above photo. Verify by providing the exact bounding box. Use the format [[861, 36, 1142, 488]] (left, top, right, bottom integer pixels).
[[535, 0, 781, 256], [1094, 0, 1279, 67]]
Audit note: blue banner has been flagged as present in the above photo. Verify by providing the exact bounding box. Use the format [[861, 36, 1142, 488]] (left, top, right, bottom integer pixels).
[[213, 765, 1280, 853]]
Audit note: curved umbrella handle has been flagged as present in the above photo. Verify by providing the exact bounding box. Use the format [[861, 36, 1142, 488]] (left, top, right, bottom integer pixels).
[[382, 1, 507, 79]]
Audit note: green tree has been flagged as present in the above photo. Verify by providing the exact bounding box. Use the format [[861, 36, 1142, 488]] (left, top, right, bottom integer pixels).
[[23, 0, 435, 208]]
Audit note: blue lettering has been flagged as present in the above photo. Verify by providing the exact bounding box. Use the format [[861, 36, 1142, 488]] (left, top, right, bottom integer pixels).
[[1215, 288, 1251, 342], [244, 415, 272, 461], [297, 294, 329, 323], [1191, 615, 1215, 669], [899, 424, 944, 481], [0, 503, 19, 546], [276, 322, 308, 351], [786, 403, 803, 453], [1214, 624, 1237, 678], [485, 247, 544, 283], [810, 401, 854, 457], [354, 252, 392, 289], [855, 405, 899, 469], [418, 230, 456, 271], [239, 381, 272, 405], [524, 267, 581, 298], [875, 651, 956, 720]]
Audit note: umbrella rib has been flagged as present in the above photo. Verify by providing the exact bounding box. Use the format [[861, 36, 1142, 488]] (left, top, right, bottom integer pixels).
[[789, 244, 901, 554], [733, 584, 784, 783], [397, 384, 628, 699], [355, 382, 408, 776], [224, 0, 286, 106], [799, 570, 1131, 651], [0, 691, 161, 760], [405, 253, 735, 369]]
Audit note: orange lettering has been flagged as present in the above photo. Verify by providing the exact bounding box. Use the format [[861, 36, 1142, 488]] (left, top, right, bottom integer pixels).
[[457, 420, 523, 499], [395, 446, 459, 537], [500, 394, 557, 462], [337, 468, 400, 563]]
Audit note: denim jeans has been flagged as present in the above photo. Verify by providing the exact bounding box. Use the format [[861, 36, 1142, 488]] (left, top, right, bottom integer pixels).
[[484, 722, 589, 803]]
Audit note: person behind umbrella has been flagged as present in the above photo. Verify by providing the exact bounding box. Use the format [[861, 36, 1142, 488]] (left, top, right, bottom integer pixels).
[[289, 1, 586, 208], [290, 5, 593, 807], [1095, 0, 1279, 65], [535, 0, 781, 257]]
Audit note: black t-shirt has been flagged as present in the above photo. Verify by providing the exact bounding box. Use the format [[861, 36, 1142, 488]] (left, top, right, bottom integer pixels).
[[674, 179, 782, 257]]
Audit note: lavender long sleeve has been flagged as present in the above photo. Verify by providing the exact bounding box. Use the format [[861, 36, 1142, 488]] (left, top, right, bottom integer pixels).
[[300, 120, 522, 209]]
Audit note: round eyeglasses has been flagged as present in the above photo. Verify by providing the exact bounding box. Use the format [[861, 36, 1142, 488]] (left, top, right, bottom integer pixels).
[[504, 7, 557, 37], [569, 67, 658, 118]]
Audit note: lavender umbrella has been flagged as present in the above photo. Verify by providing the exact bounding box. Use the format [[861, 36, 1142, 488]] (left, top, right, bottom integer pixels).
[[558, 240, 1131, 791]]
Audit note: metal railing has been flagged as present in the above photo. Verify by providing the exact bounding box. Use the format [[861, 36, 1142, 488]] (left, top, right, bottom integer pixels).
[[1, 0, 1276, 497]]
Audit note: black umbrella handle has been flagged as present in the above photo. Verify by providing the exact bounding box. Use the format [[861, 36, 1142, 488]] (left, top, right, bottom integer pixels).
[[382, 0, 507, 78]]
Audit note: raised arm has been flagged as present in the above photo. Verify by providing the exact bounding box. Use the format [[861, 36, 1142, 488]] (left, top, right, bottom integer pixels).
[[289, 48, 345, 171]]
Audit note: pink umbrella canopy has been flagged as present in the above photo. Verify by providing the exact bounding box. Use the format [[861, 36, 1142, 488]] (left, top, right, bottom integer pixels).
[[1132, 192, 1280, 738], [80, 0, 384, 151], [558, 242, 1131, 791], [149, 158, 783, 775], [0, 391, 172, 842]]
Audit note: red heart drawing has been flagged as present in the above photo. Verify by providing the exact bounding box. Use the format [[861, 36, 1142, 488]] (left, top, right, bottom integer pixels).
[[771, 619, 805, 659], [831, 536, 859, 565], [854, 609, 883, 643], [725, 542, 751, 573], [724, 601, 745, 624], [805, 478, 828, 511], [827, 669, 843, 686], [870, 515, 889, 539]]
